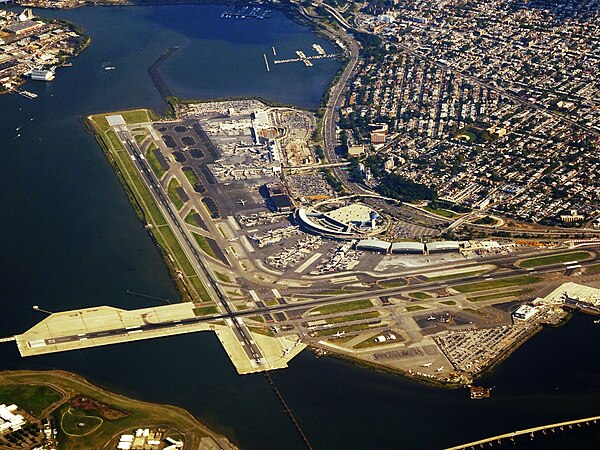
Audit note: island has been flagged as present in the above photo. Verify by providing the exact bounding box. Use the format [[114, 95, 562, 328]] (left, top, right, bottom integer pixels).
[[0, 370, 236, 450]]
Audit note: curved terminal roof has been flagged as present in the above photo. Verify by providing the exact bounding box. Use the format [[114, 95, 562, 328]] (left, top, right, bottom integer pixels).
[[296, 208, 354, 237], [391, 242, 425, 253], [426, 241, 460, 252], [356, 239, 391, 252]]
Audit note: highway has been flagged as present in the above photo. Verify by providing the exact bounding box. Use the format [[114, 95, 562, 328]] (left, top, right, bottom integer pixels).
[[115, 127, 265, 366]]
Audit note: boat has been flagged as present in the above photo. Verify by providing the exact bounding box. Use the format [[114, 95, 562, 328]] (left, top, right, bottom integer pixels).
[[104, 66, 116, 71], [18, 90, 38, 99], [469, 385, 492, 399]]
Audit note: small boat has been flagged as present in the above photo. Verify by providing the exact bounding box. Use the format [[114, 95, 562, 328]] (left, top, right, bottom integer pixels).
[[104, 66, 116, 71]]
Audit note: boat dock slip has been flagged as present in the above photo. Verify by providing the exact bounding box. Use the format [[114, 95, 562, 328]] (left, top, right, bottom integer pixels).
[[273, 52, 339, 66], [13, 303, 305, 375]]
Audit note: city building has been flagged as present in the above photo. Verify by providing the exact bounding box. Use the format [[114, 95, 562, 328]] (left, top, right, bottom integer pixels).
[[512, 304, 539, 321], [0, 404, 26, 434]]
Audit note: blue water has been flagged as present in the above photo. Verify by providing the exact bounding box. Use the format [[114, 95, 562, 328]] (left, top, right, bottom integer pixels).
[[0, 5, 599, 450]]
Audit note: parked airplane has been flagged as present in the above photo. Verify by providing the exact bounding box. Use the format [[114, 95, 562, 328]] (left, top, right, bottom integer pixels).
[[436, 366, 445, 372], [333, 331, 346, 338], [427, 315, 436, 321], [421, 363, 432, 367], [238, 199, 247, 205]]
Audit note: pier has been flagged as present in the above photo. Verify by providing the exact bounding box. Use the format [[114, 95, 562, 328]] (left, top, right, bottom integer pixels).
[[263, 53, 270, 72], [446, 416, 600, 449], [273, 53, 339, 67]]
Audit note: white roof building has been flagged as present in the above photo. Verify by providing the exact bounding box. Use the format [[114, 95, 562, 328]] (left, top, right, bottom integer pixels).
[[0, 404, 26, 434]]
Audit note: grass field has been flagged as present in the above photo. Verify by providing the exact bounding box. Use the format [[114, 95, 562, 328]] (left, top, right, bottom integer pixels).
[[439, 300, 457, 305], [406, 305, 427, 312], [146, 146, 165, 179], [519, 251, 592, 268], [188, 276, 212, 302], [193, 233, 217, 259], [379, 278, 407, 288], [215, 272, 231, 283], [167, 178, 184, 210], [422, 205, 458, 218], [586, 264, 600, 275], [185, 209, 198, 226], [182, 167, 199, 186], [316, 321, 378, 337], [313, 299, 373, 315], [0, 384, 62, 417], [409, 292, 433, 300], [426, 269, 489, 281], [0, 370, 220, 450], [193, 305, 219, 316], [467, 289, 531, 303], [455, 275, 542, 294], [325, 311, 380, 324]]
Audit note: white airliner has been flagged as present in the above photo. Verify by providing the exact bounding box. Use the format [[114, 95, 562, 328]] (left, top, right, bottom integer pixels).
[[427, 315, 436, 321], [238, 199, 247, 205], [333, 331, 346, 338], [421, 363, 432, 367], [436, 366, 445, 372]]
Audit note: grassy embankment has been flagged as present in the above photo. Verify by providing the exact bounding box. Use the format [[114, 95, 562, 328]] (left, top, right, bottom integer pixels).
[[86, 110, 212, 303], [454, 275, 542, 294], [425, 269, 489, 281], [518, 251, 592, 268], [167, 178, 185, 210], [0, 370, 231, 450]]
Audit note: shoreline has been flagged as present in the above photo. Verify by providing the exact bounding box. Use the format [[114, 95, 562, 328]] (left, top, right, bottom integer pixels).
[[0, 369, 237, 449]]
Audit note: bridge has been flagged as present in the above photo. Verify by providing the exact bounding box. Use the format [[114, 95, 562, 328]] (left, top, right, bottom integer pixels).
[[446, 415, 600, 449], [0, 336, 15, 343]]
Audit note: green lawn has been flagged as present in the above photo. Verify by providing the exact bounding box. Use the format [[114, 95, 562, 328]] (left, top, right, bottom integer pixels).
[[121, 109, 151, 124], [0, 384, 62, 417], [422, 205, 458, 218], [215, 272, 231, 283], [409, 292, 432, 300], [59, 405, 103, 437], [182, 167, 199, 186], [155, 225, 195, 276], [193, 305, 219, 316], [117, 152, 166, 226], [313, 299, 373, 315], [317, 322, 377, 337], [185, 209, 198, 226], [325, 311, 380, 324], [379, 278, 407, 288], [455, 275, 542, 293], [167, 178, 184, 210], [439, 300, 457, 305], [585, 264, 600, 275], [467, 289, 531, 303], [426, 269, 489, 281], [519, 251, 592, 268], [146, 147, 165, 179], [193, 233, 217, 259], [188, 276, 212, 303], [406, 305, 427, 312], [134, 134, 145, 144]]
